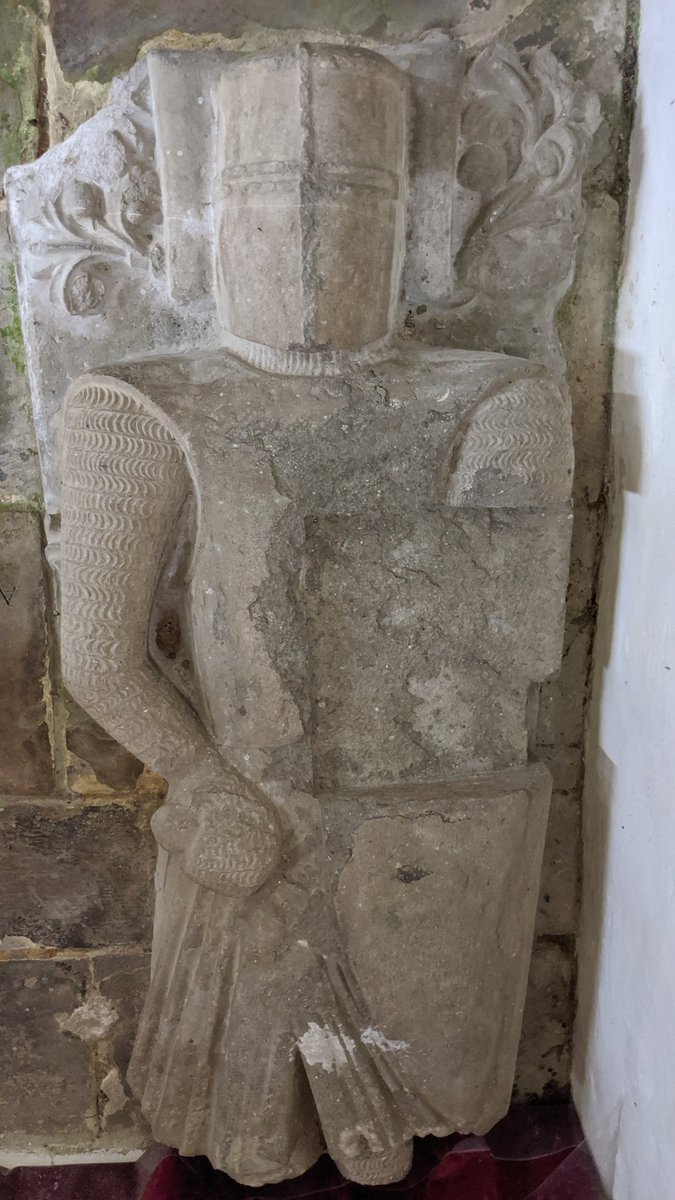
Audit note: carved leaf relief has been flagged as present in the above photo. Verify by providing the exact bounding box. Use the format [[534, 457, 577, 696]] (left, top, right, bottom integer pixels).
[[451, 43, 601, 307], [28, 84, 162, 316]]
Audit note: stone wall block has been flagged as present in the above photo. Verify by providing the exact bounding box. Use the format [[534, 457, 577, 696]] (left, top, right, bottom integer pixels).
[[534, 502, 602, 798], [536, 622, 593, 789], [0, 800, 157, 949], [514, 937, 575, 1103], [0, 510, 54, 794], [536, 741, 583, 800], [0, 957, 96, 1153], [536, 793, 580, 936], [566, 503, 603, 627], [561, 196, 621, 507]]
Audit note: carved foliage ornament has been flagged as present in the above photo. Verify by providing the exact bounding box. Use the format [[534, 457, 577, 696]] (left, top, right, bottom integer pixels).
[[18, 42, 599, 326], [28, 81, 162, 316], [452, 42, 601, 306]]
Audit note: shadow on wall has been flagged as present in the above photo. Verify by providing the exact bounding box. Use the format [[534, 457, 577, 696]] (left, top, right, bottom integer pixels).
[[573, 377, 645, 1193], [572, 110, 647, 1190]]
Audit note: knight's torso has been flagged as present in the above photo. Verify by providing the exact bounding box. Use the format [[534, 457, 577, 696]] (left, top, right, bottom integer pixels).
[[106, 343, 573, 793]]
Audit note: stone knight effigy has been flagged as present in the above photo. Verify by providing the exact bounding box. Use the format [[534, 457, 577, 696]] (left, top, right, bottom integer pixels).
[[6, 33, 599, 1186]]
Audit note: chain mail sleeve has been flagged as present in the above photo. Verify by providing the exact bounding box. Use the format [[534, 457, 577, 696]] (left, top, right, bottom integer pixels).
[[59, 374, 224, 785]]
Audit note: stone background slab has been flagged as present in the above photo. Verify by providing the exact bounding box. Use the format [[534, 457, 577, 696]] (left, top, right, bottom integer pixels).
[[0, 0, 635, 1157]]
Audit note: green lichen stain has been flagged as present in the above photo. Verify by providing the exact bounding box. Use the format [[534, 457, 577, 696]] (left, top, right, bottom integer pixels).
[[555, 288, 578, 331], [80, 64, 104, 83], [0, 0, 39, 169], [0, 263, 26, 375], [0, 493, 41, 513]]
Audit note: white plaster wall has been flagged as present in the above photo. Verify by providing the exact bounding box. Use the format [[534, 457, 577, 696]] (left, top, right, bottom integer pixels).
[[573, 3, 675, 1196]]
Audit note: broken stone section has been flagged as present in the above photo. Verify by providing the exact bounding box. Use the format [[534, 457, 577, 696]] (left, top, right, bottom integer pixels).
[[306, 505, 572, 789]]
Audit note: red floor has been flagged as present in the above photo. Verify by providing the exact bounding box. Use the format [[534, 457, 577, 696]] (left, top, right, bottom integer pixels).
[[0, 1105, 607, 1200]]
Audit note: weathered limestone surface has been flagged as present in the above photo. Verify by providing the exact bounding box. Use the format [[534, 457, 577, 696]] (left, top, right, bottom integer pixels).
[[5, 34, 594, 1183], [0, 0, 633, 1170]]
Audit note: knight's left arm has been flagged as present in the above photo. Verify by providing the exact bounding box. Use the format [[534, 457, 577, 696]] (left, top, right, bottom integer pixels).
[[444, 373, 574, 511], [444, 371, 574, 683], [58, 373, 280, 895]]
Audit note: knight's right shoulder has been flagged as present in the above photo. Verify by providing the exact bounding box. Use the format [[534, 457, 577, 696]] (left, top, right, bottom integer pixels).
[[66, 373, 149, 413], [63, 371, 179, 445], [61, 371, 188, 519]]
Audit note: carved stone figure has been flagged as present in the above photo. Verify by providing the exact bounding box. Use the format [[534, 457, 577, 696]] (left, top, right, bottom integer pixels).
[[5, 33, 599, 1187]]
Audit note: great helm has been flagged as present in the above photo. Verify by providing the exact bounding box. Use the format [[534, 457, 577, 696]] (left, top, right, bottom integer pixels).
[[213, 44, 409, 357]]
